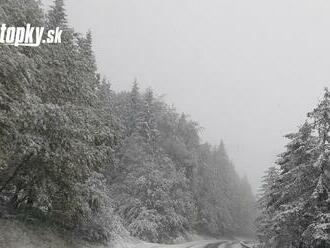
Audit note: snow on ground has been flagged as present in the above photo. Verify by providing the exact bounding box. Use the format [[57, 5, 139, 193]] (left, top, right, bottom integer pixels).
[[0, 218, 108, 248], [112, 232, 257, 248], [113, 238, 250, 248], [0, 217, 254, 248]]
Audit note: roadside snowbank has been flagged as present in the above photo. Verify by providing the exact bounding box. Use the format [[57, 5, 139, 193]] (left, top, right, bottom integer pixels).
[[0, 218, 108, 248]]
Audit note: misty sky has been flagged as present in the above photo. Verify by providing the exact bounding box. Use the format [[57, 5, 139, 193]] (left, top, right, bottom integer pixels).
[[42, 0, 330, 192]]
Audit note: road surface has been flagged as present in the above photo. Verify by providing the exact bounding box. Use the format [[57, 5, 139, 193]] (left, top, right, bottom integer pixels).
[[149, 240, 250, 248], [114, 237, 254, 248]]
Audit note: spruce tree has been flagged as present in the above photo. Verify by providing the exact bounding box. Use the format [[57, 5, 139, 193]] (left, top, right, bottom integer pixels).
[[258, 89, 330, 247], [47, 0, 67, 29], [303, 89, 330, 247]]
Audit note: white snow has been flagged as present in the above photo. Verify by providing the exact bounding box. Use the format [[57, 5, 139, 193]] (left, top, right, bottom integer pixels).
[[113, 238, 249, 248]]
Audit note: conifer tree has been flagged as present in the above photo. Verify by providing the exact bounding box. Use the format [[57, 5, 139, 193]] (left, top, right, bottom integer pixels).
[[258, 89, 330, 248], [0, 1, 117, 242], [256, 167, 280, 247], [1, 1, 256, 244], [47, 0, 67, 29]]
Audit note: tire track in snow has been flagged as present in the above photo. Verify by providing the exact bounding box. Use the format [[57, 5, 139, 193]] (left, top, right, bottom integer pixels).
[[204, 241, 226, 248], [216, 241, 242, 248], [224, 241, 237, 248], [147, 240, 244, 248]]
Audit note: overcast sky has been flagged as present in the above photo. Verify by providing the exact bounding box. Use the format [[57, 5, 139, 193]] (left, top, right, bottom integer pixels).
[[42, 0, 330, 192]]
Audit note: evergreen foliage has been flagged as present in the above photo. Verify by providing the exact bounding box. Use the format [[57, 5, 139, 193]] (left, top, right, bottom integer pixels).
[[257, 89, 330, 248], [0, 0, 256, 243]]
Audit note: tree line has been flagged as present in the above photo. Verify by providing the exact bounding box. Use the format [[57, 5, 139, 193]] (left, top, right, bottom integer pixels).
[[0, 0, 255, 244], [257, 90, 330, 248]]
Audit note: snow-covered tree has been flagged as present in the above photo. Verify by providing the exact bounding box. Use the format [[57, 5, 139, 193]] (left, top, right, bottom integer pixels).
[[257, 89, 330, 248], [0, 0, 256, 244]]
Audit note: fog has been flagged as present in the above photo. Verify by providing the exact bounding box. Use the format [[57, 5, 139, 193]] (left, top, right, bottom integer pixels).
[[42, 0, 330, 192]]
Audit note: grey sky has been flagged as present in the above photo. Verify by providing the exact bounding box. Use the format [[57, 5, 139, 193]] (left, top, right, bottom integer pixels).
[[42, 0, 330, 192]]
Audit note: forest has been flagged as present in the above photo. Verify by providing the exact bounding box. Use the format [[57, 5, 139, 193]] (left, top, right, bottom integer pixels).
[[257, 91, 330, 248], [0, 0, 256, 245], [3, 1, 329, 248]]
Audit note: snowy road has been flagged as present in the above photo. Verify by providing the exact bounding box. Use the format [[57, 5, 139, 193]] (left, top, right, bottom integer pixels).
[[114, 237, 254, 248], [148, 240, 247, 248]]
